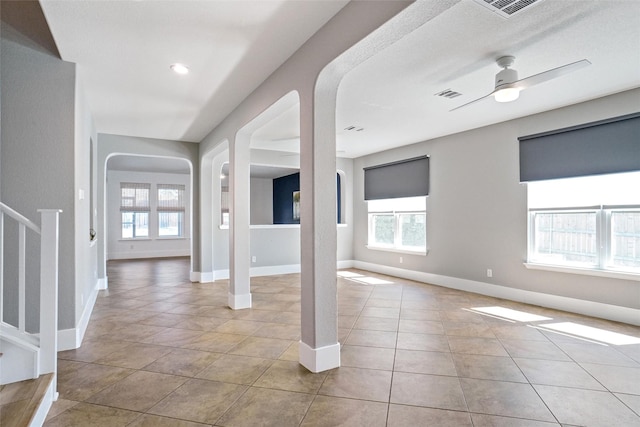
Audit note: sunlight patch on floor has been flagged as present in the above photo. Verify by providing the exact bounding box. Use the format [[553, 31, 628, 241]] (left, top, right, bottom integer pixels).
[[468, 306, 553, 323], [348, 277, 394, 285], [338, 271, 394, 285], [337, 271, 364, 278], [534, 322, 640, 346]]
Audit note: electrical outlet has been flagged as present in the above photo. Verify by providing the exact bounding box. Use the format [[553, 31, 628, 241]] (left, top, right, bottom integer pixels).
[[487, 268, 493, 278], [399, 256, 403, 264], [252, 256, 257, 263]]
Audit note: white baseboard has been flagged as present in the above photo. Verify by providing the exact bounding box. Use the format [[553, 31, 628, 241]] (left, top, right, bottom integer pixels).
[[251, 264, 300, 276], [228, 292, 252, 310], [215, 265, 299, 280], [29, 374, 57, 427], [57, 329, 77, 352], [299, 341, 340, 373], [192, 271, 214, 283], [77, 285, 99, 345], [214, 262, 353, 281], [351, 260, 640, 326], [97, 276, 108, 290], [337, 260, 355, 269], [58, 281, 100, 351], [214, 269, 230, 280], [108, 250, 190, 260]]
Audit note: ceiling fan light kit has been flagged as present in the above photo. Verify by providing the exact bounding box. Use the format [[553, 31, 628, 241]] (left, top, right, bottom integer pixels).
[[493, 56, 519, 102], [494, 87, 520, 102], [451, 55, 590, 111]]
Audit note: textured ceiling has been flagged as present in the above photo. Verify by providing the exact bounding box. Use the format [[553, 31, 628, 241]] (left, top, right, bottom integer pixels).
[[252, 0, 640, 158], [41, 0, 640, 159]]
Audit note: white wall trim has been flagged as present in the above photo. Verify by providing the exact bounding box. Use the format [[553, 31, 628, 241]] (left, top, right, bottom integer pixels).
[[214, 262, 354, 281], [228, 292, 252, 310], [58, 282, 100, 351], [524, 262, 640, 282], [299, 341, 341, 373], [217, 265, 301, 279], [191, 271, 215, 283], [108, 249, 190, 260], [29, 374, 56, 427], [57, 328, 78, 352], [77, 285, 99, 345], [214, 269, 230, 280], [250, 264, 300, 276], [352, 260, 640, 326], [337, 260, 355, 269], [97, 276, 108, 290]]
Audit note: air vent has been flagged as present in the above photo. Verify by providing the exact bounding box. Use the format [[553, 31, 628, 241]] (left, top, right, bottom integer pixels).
[[474, 0, 544, 18], [435, 89, 463, 99]]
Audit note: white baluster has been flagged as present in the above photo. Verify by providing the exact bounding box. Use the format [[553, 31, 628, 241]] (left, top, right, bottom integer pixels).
[[18, 222, 26, 333]]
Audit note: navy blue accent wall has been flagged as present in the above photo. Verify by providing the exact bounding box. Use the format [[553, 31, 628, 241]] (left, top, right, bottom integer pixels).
[[272, 172, 341, 224], [273, 173, 300, 224]]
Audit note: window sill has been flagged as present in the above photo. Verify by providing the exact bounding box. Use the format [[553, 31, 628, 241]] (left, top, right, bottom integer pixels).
[[524, 262, 640, 282], [156, 236, 188, 240], [366, 245, 428, 256], [218, 224, 348, 230], [119, 238, 152, 242]]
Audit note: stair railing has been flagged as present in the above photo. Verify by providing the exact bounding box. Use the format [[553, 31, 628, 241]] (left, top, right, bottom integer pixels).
[[0, 202, 61, 390]]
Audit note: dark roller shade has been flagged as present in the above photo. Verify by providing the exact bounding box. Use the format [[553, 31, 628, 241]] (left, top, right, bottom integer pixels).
[[519, 112, 640, 182], [364, 156, 429, 200]]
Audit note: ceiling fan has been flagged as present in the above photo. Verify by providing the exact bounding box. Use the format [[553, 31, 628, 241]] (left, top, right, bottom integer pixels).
[[451, 55, 591, 111]]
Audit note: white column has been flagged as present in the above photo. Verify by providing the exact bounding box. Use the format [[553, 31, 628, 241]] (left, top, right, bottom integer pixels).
[[228, 137, 252, 309], [299, 91, 340, 373]]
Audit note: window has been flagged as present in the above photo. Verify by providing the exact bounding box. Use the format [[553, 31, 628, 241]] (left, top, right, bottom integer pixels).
[[157, 184, 185, 237], [528, 171, 640, 273], [368, 196, 426, 253], [221, 163, 229, 227], [120, 183, 150, 238]]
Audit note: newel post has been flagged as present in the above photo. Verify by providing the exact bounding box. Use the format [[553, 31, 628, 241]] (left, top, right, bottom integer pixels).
[[38, 209, 61, 386]]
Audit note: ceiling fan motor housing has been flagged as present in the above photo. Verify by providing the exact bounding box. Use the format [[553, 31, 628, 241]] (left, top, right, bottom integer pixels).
[[495, 67, 518, 89]]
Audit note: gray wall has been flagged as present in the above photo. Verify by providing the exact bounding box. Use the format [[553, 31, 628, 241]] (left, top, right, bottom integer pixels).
[[250, 177, 273, 225], [1, 36, 76, 329], [353, 88, 640, 310]]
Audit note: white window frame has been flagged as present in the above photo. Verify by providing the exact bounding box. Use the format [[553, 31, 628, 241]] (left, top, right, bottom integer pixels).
[[120, 182, 150, 239], [527, 205, 640, 277], [157, 184, 186, 238], [367, 197, 427, 255]]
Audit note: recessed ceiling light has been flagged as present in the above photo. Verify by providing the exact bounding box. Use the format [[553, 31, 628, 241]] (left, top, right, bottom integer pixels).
[[170, 63, 189, 75]]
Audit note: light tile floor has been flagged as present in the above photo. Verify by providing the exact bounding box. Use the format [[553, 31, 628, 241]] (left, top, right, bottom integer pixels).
[[43, 257, 640, 426]]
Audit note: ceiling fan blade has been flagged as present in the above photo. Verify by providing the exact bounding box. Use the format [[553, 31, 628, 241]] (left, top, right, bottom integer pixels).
[[513, 59, 591, 90], [449, 91, 494, 111]]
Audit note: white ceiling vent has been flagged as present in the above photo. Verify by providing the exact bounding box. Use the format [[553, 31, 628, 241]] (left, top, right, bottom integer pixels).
[[473, 0, 545, 19]]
